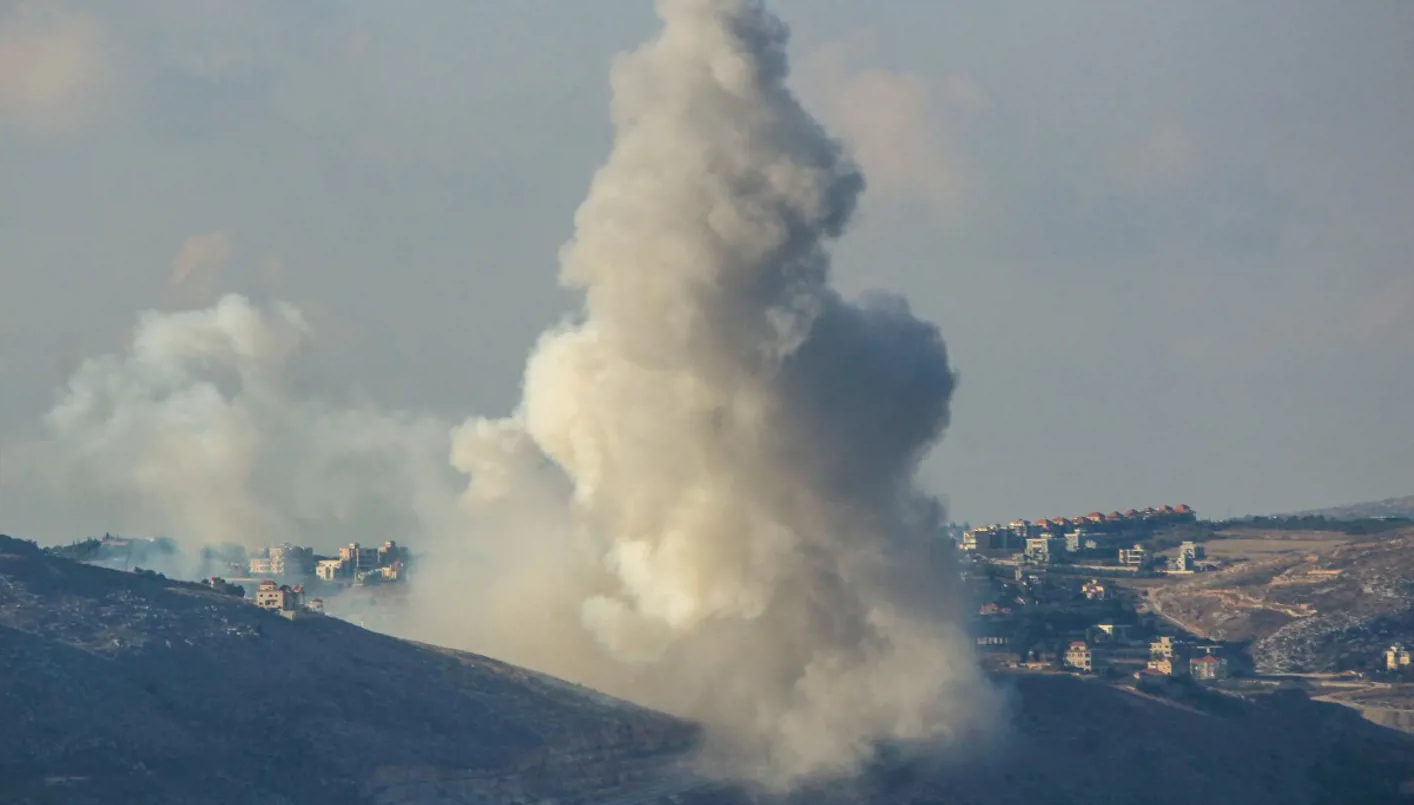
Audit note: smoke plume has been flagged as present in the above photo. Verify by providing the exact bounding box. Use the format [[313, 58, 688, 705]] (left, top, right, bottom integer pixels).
[[37, 295, 460, 551], [22, 0, 996, 789], [421, 0, 995, 786]]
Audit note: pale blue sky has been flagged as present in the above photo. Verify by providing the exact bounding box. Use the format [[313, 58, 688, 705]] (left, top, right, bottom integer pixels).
[[1, 0, 1411, 529]]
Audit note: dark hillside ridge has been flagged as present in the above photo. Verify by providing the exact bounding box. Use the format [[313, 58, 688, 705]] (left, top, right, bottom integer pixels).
[[0, 535, 699, 805], [3, 533, 1412, 805]]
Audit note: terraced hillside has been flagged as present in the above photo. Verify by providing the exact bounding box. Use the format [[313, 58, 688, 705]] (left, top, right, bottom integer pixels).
[[1147, 527, 1414, 672]]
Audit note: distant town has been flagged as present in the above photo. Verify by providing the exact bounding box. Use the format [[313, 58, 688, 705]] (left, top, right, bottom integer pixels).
[[45, 534, 412, 622], [36, 504, 1414, 695], [955, 504, 1414, 693], [960, 504, 1202, 571]]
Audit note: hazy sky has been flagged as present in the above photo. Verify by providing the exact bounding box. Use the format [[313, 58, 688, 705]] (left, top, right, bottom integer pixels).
[[1, 0, 1411, 530]]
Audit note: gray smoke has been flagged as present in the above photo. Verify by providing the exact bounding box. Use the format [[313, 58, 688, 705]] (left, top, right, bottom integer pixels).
[[20, 0, 997, 788], [420, 0, 997, 786]]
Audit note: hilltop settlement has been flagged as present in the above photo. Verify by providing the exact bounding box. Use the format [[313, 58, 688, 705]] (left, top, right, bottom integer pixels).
[[958, 503, 1414, 732]]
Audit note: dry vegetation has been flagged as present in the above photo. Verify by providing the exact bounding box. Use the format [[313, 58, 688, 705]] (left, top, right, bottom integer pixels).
[[1146, 527, 1414, 673]]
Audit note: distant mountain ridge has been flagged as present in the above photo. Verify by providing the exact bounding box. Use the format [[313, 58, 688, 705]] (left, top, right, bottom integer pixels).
[[1291, 495, 1414, 520]]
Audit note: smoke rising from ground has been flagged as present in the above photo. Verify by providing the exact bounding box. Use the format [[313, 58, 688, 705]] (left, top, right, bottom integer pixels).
[[20, 0, 996, 788], [426, 0, 996, 785]]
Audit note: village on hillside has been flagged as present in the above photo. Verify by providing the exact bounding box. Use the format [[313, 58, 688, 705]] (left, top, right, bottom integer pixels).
[[957, 504, 1414, 699], [45, 534, 412, 623], [39, 506, 1414, 707]]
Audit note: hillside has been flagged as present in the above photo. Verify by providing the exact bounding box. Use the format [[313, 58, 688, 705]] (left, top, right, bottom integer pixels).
[[3, 534, 1413, 805], [1295, 495, 1414, 521], [768, 673, 1414, 805], [0, 535, 702, 805], [1147, 527, 1414, 672]]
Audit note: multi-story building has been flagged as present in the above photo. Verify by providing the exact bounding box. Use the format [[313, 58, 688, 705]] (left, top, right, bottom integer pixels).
[[249, 544, 315, 578], [962, 525, 1022, 555], [1082, 579, 1108, 601], [1065, 641, 1094, 673], [1150, 635, 1178, 660], [1168, 541, 1205, 572], [254, 580, 304, 612], [376, 541, 407, 565], [318, 542, 409, 585], [270, 544, 315, 576], [338, 543, 380, 569], [1118, 544, 1149, 568], [1024, 536, 1064, 565], [315, 558, 348, 581], [1064, 529, 1095, 553], [1386, 644, 1412, 671]]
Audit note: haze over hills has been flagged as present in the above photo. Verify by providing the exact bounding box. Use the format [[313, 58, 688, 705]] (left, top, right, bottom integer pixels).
[[1293, 496, 1414, 521]]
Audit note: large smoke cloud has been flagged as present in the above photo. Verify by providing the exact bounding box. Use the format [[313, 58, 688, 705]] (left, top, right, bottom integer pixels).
[[22, 0, 996, 788], [425, 0, 995, 785]]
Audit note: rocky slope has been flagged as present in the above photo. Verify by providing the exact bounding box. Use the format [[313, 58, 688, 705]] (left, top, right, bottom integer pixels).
[[1148, 528, 1414, 672]]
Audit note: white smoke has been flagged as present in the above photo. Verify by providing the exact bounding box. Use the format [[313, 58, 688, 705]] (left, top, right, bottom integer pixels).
[[420, 0, 997, 786], [22, 0, 997, 789], [36, 294, 460, 552]]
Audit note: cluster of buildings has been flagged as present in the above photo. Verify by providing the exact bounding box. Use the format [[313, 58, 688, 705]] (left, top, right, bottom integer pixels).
[[314, 541, 408, 585], [1142, 636, 1230, 680], [969, 563, 1237, 685], [961, 504, 1200, 570], [1041, 630, 1230, 680], [246, 541, 409, 587], [248, 544, 314, 577]]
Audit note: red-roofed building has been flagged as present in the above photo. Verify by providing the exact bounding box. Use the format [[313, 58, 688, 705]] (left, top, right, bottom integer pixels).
[[1190, 653, 1228, 681], [1065, 641, 1094, 673]]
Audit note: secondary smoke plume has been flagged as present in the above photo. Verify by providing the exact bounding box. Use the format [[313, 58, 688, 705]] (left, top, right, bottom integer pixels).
[[36, 295, 460, 552], [420, 0, 996, 786]]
